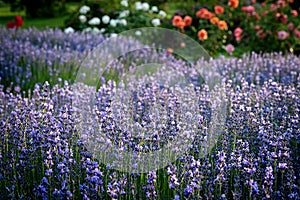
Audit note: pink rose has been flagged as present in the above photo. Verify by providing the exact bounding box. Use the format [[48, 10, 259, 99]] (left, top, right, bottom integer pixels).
[[277, 30, 289, 40], [225, 44, 235, 55]]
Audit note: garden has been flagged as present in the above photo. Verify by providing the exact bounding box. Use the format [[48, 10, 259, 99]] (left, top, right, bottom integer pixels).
[[0, 0, 300, 199]]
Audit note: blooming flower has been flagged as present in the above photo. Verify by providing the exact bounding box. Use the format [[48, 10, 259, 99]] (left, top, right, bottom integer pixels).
[[172, 15, 183, 27], [151, 18, 160, 26], [119, 19, 127, 26], [79, 5, 90, 14], [196, 8, 209, 18], [197, 29, 208, 40], [217, 20, 228, 30], [228, 0, 239, 8], [88, 17, 101, 25], [214, 5, 224, 14], [291, 10, 298, 17], [119, 10, 130, 18], [142, 2, 150, 11], [277, 30, 289, 40], [183, 16, 192, 26], [135, 2, 143, 10], [102, 15, 110, 24], [64, 27, 75, 34], [287, 22, 294, 31], [234, 27, 243, 41], [110, 19, 117, 27], [78, 15, 87, 23], [158, 10, 167, 18], [15, 16, 23, 27], [135, 30, 142, 36], [120, 0, 128, 7], [225, 44, 234, 55], [151, 6, 158, 12], [210, 17, 219, 24]]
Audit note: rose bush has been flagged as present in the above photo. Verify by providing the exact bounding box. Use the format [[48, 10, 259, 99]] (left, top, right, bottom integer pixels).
[[164, 0, 300, 56]]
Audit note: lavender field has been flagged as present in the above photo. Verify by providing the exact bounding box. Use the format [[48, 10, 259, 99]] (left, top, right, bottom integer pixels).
[[0, 27, 300, 199]]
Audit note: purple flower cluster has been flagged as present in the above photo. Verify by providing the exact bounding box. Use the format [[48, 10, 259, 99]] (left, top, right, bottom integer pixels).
[[0, 26, 300, 199]]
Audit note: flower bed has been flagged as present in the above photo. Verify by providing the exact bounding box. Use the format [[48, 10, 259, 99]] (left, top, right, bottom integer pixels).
[[0, 26, 299, 198]]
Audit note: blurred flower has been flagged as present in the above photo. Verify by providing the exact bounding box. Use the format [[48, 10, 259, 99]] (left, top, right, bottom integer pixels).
[[225, 44, 234, 55], [172, 15, 183, 27], [110, 33, 118, 37], [135, 2, 143, 10], [196, 8, 209, 18], [142, 2, 150, 11], [210, 17, 219, 24], [167, 48, 173, 54], [83, 27, 92, 32], [79, 5, 90, 14], [280, 14, 288, 23], [6, 21, 18, 29], [218, 20, 228, 30], [78, 15, 87, 23], [277, 30, 289, 40], [119, 10, 130, 18], [92, 27, 100, 34], [290, 10, 298, 17], [64, 27, 75, 34], [228, 0, 239, 8], [110, 19, 117, 27], [119, 19, 127, 26], [183, 16, 192, 26], [120, 0, 128, 7], [287, 22, 294, 31], [214, 5, 224, 14], [102, 15, 110, 24], [254, 25, 260, 30], [88, 17, 101, 25], [15, 16, 24, 27], [293, 29, 300, 38], [159, 10, 167, 18], [256, 29, 266, 38], [241, 6, 255, 13], [135, 30, 142, 36], [198, 29, 208, 40], [234, 27, 243, 41], [151, 18, 160, 26], [151, 6, 158, 12]]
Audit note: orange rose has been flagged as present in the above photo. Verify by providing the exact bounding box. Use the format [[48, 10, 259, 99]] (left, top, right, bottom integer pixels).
[[183, 16, 192, 26], [197, 29, 208, 41], [218, 20, 228, 30], [178, 21, 185, 30], [210, 17, 219, 24], [228, 0, 239, 8], [214, 5, 224, 14], [196, 8, 208, 18], [172, 15, 183, 27], [203, 11, 215, 19]]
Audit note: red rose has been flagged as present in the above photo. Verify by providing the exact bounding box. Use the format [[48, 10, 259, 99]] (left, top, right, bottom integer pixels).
[[15, 16, 24, 27]]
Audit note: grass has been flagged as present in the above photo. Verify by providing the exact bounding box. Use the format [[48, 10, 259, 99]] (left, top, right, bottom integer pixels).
[[0, 2, 80, 29]]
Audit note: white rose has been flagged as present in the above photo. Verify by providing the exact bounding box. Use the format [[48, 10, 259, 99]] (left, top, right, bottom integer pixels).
[[151, 6, 158, 12], [135, 2, 142, 10], [78, 15, 87, 23], [64, 27, 75, 34], [119, 19, 127, 26], [102, 15, 110, 24], [100, 28, 106, 33], [93, 27, 100, 34], [158, 10, 167, 18], [110, 19, 117, 27], [151, 18, 160, 26], [120, 0, 128, 7], [119, 10, 130, 18], [142, 2, 150, 11], [79, 5, 90, 14], [88, 17, 101, 25]]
